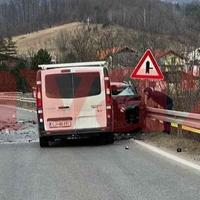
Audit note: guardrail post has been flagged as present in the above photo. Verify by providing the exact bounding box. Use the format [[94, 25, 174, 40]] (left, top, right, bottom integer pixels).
[[177, 124, 183, 137]]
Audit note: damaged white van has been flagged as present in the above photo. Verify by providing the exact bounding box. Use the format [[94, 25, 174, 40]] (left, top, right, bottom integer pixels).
[[36, 61, 113, 147]]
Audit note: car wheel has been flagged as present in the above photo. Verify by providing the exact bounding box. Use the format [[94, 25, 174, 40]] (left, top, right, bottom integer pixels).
[[39, 137, 49, 147], [106, 133, 114, 144]]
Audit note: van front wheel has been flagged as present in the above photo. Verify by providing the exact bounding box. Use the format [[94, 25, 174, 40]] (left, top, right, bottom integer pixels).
[[39, 137, 49, 147]]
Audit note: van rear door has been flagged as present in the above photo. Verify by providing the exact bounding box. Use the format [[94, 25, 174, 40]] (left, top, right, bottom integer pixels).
[[42, 67, 107, 133], [73, 68, 107, 130], [42, 69, 75, 132]]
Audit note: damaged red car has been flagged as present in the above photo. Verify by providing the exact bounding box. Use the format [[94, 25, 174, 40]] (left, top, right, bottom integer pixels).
[[111, 82, 145, 133]]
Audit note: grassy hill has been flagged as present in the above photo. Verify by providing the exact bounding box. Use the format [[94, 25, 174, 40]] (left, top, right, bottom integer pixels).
[[13, 22, 81, 56], [12, 21, 185, 62]]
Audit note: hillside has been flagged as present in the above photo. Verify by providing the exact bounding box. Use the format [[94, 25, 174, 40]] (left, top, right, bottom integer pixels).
[[1, 0, 200, 39], [13, 22, 81, 56], [13, 21, 185, 64]]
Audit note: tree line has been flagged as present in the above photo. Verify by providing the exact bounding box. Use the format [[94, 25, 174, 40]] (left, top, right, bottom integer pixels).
[[0, 0, 200, 39]]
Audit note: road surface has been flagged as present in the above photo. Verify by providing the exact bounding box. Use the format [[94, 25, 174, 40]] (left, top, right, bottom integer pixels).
[[0, 105, 200, 200]]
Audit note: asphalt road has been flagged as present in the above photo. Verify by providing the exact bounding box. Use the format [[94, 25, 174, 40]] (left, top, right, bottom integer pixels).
[[0, 106, 200, 200]]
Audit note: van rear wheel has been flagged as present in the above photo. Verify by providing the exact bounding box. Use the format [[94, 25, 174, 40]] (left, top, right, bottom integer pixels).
[[105, 133, 114, 144], [39, 137, 49, 147]]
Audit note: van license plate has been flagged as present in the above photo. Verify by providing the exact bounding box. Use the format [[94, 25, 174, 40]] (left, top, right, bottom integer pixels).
[[49, 120, 71, 128]]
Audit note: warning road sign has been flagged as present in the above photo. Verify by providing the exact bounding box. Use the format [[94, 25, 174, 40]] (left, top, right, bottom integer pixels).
[[130, 49, 164, 80]]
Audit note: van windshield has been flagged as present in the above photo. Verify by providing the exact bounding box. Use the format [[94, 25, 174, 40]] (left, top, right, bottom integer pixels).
[[45, 72, 101, 98]]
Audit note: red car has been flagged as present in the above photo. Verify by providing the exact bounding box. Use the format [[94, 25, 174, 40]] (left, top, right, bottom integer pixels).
[[111, 82, 145, 133]]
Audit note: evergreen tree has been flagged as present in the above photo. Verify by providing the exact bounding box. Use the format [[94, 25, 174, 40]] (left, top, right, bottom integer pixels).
[[0, 37, 17, 55], [0, 38, 7, 53], [6, 37, 17, 55], [31, 49, 52, 70]]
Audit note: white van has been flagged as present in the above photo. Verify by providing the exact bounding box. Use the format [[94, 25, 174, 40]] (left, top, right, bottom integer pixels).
[[36, 61, 113, 147]]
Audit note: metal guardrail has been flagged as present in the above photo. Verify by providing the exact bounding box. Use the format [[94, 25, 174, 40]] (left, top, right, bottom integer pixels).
[[19, 97, 35, 103], [0, 96, 35, 103], [0, 92, 22, 96], [147, 107, 200, 134], [0, 95, 199, 134]]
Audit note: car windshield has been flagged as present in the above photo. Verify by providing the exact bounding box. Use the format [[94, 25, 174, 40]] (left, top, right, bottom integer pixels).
[[117, 86, 136, 96], [112, 84, 137, 96]]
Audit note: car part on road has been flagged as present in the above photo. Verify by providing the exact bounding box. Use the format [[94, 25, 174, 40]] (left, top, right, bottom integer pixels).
[[125, 146, 129, 150], [177, 148, 182, 152]]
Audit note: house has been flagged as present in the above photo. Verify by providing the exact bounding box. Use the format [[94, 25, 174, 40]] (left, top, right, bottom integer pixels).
[[153, 50, 187, 72], [97, 46, 137, 68], [188, 48, 200, 64], [0, 53, 24, 68], [98, 46, 136, 60], [188, 48, 200, 77]]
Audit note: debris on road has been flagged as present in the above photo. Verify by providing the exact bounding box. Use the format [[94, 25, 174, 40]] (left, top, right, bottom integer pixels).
[[125, 146, 129, 150], [177, 148, 182, 152], [0, 119, 38, 144]]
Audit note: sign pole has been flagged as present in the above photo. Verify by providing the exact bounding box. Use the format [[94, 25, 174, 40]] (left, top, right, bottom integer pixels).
[[144, 79, 148, 131], [144, 80, 148, 105]]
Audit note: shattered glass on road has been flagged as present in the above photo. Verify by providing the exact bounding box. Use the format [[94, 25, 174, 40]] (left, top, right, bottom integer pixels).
[[0, 105, 38, 144]]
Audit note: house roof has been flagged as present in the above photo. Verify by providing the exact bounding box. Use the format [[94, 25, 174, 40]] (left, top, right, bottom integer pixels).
[[98, 48, 186, 61], [153, 50, 186, 60], [98, 46, 136, 60]]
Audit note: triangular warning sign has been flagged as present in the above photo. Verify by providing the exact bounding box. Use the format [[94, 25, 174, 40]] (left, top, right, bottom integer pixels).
[[130, 49, 164, 80]]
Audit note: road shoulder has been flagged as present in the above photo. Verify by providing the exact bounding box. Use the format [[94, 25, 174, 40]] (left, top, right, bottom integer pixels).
[[132, 134, 200, 171]]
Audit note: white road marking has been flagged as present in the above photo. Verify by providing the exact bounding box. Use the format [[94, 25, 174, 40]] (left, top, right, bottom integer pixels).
[[17, 107, 36, 113], [0, 140, 39, 144], [134, 140, 200, 172]]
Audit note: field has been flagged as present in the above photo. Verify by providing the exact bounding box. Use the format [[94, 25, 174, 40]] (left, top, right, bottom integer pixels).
[[13, 22, 81, 56]]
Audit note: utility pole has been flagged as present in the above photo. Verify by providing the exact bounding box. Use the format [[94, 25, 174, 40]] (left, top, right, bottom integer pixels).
[[142, 8, 146, 52], [87, 17, 91, 32], [87, 17, 90, 27], [143, 8, 146, 31]]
